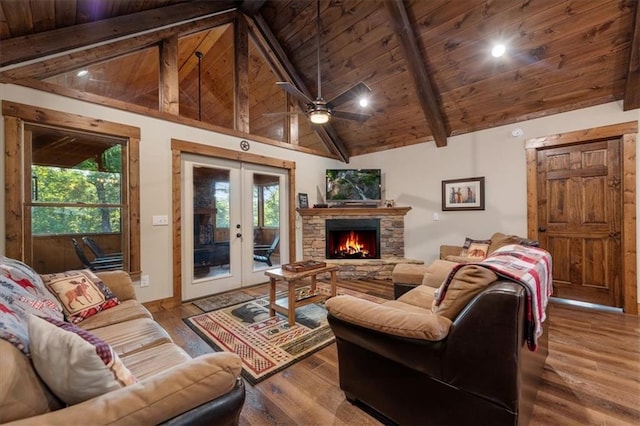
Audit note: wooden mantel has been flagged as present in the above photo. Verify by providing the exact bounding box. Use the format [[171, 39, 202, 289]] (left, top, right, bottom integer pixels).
[[296, 207, 411, 217]]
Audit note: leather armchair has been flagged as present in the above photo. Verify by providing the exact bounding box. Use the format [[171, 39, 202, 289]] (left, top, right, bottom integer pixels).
[[326, 279, 548, 425]]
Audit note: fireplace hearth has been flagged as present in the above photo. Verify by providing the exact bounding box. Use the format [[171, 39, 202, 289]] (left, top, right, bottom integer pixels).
[[326, 219, 380, 259]]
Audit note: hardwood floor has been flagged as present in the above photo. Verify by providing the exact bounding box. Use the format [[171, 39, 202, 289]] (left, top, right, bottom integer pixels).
[[150, 279, 640, 425]]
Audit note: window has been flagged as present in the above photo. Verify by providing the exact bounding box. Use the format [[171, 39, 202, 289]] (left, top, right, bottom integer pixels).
[[3, 101, 140, 277], [31, 133, 123, 235]]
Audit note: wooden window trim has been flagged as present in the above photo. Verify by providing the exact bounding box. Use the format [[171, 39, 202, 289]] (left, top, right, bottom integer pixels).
[[2, 101, 141, 280]]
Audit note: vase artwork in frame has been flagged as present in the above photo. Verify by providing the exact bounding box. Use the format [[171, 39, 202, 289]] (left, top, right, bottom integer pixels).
[[441, 177, 485, 211]]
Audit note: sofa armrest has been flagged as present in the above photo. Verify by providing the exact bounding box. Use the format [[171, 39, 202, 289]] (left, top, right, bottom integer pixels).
[[439, 245, 462, 260], [95, 270, 137, 301], [325, 295, 451, 341], [6, 352, 243, 426]]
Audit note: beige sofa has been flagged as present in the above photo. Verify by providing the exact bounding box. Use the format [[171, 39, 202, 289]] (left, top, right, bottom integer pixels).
[[0, 270, 245, 425]]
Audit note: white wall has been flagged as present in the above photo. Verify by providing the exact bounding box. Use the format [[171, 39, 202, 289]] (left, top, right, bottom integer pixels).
[[0, 84, 340, 302], [351, 101, 639, 299], [1, 84, 638, 302]]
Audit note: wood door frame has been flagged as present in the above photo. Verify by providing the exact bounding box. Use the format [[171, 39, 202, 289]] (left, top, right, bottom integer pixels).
[[525, 121, 638, 314], [169, 138, 296, 308]]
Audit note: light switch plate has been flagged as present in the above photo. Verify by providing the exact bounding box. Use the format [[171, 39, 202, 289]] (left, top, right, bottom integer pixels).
[[140, 275, 149, 287], [152, 215, 169, 226]]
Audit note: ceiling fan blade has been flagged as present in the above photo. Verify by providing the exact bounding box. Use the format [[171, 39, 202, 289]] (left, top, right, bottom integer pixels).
[[276, 82, 314, 104], [331, 110, 372, 123], [263, 111, 303, 117], [327, 82, 371, 108]]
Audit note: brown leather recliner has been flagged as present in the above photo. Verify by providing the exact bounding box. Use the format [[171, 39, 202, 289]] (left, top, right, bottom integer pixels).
[[326, 276, 549, 425]]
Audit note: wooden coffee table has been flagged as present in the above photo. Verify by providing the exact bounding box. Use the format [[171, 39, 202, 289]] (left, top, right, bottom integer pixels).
[[264, 264, 339, 327]]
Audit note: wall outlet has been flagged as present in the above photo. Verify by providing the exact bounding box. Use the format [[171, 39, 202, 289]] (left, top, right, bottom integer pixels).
[[152, 215, 169, 226], [433, 212, 440, 221], [140, 275, 150, 287]]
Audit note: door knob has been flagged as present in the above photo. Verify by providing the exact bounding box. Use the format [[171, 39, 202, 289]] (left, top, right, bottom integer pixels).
[[236, 233, 242, 238], [538, 227, 547, 232]]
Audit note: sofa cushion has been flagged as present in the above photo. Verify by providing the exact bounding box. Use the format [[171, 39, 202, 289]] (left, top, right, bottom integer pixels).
[[433, 265, 498, 320], [121, 342, 192, 380], [28, 315, 137, 405], [78, 299, 153, 331], [41, 269, 120, 324], [397, 285, 437, 308], [326, 295, 452, 340], [391, 263, 428, 285], [95, 270, 137, 302], [421, 259, 458, 288], [87, 317, 172, 357], [0, 339, 63, 423], [0, 256, 64, 354]]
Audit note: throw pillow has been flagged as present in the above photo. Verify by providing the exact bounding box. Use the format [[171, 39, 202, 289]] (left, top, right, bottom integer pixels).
[[28, 315, 137, 405], [0, 256, 64, 354], [459, 237, 491, 259], [432, 265, 498, 320], [41, 269, 120, 324]]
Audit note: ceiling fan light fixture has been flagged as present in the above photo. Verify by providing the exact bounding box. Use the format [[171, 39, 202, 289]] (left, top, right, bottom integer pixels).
[[359, 97, 369, 107], [309, 110, 330, 124]]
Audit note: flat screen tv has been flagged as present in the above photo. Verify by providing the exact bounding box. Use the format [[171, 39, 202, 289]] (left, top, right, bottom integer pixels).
[[326, 169, 382, 204]]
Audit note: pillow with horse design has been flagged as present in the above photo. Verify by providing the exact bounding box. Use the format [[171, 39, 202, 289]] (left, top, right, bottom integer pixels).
[[42, 269, 119, 324]]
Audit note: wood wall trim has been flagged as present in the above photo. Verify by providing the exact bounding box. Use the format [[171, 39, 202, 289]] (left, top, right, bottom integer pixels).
[[3, 79, 338, 161], [4, 116, 22, 259], [170, 138, 296, 304], [525, 121, 638, 149], [2, 101, 141, 279], [525, 121, 638, 314], [2, 100, 141, 138]]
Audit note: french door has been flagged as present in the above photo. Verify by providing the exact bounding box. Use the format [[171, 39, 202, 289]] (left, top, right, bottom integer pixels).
[[181, 154, 288, 301]]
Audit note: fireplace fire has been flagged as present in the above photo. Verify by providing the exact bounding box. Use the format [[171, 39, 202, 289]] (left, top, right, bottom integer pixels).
[[326, 219, 380, 259]]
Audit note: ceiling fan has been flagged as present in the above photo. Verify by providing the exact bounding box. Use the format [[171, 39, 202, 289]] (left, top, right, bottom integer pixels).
[[268, 0, 372, 125]]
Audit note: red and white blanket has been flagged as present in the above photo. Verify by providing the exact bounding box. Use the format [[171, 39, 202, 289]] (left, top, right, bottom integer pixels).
[[481, 244, 552, 350], [440, 244, 553, 351]]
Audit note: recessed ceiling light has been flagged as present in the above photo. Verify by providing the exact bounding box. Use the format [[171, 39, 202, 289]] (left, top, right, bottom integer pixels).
[[76, 70, 89, 77], [491, 44, 506, 58], [359, 97, 369, 108]]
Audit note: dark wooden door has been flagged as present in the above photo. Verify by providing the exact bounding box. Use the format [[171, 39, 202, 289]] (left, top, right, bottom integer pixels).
[[536, 139, 622, 307]]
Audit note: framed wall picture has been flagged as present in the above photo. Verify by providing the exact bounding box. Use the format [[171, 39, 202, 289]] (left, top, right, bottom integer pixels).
[[298, 193, 309, 209], [442, 177, 485, 211]]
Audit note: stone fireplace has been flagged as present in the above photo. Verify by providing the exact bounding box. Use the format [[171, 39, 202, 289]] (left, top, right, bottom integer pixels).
[[298, 206, 424, 279]]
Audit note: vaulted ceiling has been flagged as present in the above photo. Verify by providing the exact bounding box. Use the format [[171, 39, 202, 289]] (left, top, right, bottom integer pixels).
[[1, 0, 638, 163]]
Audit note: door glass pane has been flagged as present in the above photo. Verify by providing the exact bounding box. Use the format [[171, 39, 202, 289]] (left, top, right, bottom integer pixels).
[[253, 173, 280, 269], [193, 166, 230, 278]]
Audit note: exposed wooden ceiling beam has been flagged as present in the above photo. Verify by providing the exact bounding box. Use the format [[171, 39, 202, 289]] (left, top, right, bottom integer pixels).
[[0, 12, 236, 81], [244, 12, 350, 162], [0, 1, 237, 67], [238, 0, 267, 17], [385, 0, 449, 148], [623, 1, 640, 111]]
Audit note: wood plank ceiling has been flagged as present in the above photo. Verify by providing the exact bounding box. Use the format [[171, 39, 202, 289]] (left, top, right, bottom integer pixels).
[[1, 0, 638, 162]]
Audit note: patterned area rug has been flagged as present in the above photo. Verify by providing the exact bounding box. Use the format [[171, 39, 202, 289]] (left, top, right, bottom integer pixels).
[[184, 284, 385, 384], [192, 291, 255, 312]]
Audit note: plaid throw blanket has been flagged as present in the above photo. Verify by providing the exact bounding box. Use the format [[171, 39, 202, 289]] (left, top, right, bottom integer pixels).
[[479, 244, 552, 351], [437, 245, 553, 351]]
